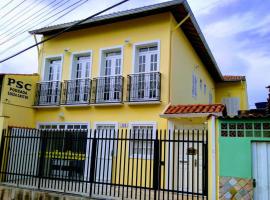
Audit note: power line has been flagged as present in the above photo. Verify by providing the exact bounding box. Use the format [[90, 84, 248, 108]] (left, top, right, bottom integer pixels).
[[0, 0, 45, 31], [0, 0, 15, 11], [0, 0, 71, 39], [0, 0, 90, 55], [0, 0, 130, 63], [0, 0, 28, 20], [0, 0, 85, 46]]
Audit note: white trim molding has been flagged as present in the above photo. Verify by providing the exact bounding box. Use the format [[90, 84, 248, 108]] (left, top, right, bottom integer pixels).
[[132, 40, 160, 74], [69, 50, 93, 79], [99, 45, 124, 76], [42, 54, 64, 81]]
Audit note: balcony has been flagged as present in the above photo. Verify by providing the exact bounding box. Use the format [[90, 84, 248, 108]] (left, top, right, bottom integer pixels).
[[92, 76, 124, 104], [127, 72, 161, 103], [61, 79, 91, 105], [34, 81, 61, 106]]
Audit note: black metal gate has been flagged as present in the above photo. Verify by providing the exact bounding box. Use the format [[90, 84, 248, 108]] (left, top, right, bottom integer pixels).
[[0, 128, 208, 199]]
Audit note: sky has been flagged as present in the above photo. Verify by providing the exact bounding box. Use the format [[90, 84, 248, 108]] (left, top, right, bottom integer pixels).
[[0, 0, 269, 107]]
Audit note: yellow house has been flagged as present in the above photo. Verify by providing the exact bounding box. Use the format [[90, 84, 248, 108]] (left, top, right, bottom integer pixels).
[[0, 0, 248, 199]]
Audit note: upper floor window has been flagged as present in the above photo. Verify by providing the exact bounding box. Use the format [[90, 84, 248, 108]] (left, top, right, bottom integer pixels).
[[200, 79, 202, 92], [43, 56, 62, 81], [222, 97, 240, 116], [100, 47, 123, 77], [134, 41, 160, 73], [204, 83, 207, 95], [192, 73, 197, 98], [71, 52, 91, 80]]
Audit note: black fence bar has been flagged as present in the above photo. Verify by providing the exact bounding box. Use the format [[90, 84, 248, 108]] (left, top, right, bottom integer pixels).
[[61, 79, 92, 105], [92, 76, 124, 104], [0, 128, 208, 199], [127, 72, 161, 102], [34, 81, 62, 106]]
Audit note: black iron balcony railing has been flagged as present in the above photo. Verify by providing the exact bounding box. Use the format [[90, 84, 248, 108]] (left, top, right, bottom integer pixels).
[[61, 79, 91, 105], [127, 72, 161, 102], [34, 81, 61, 106], [91, 76, 124, 104]]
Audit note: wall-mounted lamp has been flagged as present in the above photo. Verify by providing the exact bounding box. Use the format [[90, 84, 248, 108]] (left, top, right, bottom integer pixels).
[[124, 38, 131, 46], [58, 112, 65, 120], [64, 48, 70, 53]]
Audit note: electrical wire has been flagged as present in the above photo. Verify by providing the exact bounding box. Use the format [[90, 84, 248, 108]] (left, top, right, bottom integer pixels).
[[0, 0, 28, 20], [0, 0, 71, 39], [0, 0, 90, 55], [0, 0, 86, 46], [0, 0, 46, 31], [0, 0, 15, 11], [0, 0, 130, 63]]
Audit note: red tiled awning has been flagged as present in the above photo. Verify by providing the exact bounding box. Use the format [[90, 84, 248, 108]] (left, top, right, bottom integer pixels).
[[223, 75, 246, 82], [161, 104, 226, 118]]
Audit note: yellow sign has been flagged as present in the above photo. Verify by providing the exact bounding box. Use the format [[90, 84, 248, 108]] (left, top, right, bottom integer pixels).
[[1, 74, 39, 107], [44, 150, 86, 160]]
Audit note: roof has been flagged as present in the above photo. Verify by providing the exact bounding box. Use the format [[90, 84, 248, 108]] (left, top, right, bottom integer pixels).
[[219, 109, 270, 119], [161, 103, 226, 118], [223, 75, 246, 82], [29, 0, 224, 82], [0, 73, 38, 76]]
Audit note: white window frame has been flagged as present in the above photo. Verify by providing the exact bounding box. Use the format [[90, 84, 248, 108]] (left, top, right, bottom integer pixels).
[[128, 121, 157, 160], [99, 45, 124, 77], [132, 40, 160, 74], [209, 92, 213, 104], [69, 50, 93, 79], [36, 122, 90, 180], [42, 54, 64, 82]]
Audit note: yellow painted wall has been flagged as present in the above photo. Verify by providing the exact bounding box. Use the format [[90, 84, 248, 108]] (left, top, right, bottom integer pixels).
[[0, 74, 39, 129], [215, 81, 249, 110], [36, 13, 172, 129], [169, 15, 215, 105]]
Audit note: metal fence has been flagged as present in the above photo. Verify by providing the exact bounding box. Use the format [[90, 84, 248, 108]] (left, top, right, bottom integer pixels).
[[0, 128, 208, 199]]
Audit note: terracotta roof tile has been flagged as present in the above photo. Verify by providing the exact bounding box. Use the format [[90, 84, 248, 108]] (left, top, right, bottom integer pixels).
[[164, 104, 226, 114], [223, 75, 246, 82]]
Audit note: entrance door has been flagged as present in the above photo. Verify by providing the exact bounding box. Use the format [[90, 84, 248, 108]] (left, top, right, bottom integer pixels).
[[98, 51, 122, 102], [95, 123, 117, 183], [69, 56, 91, 103], [135, 46, 159, 100], [252, 142, 270, 200], [178, 133, 203, 194]]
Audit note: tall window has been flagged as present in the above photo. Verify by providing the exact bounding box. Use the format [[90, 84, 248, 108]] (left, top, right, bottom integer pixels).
[[129, 123, 156, 159], [192, 73, 198, 98], [97, 48, 123, 103]]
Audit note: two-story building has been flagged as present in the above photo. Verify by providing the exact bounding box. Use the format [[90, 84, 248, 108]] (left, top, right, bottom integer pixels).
[[29, 0, 247, 132], [0, 0, 249, 199]]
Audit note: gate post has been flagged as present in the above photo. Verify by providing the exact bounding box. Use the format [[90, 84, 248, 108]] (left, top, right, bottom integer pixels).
[[89, 130, 97, 197], [153, 133, 161, 199], [207, 115, 218, 200]]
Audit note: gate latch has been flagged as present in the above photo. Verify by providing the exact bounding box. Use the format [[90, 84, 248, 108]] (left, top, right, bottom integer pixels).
[[253, 179, 256, 188]]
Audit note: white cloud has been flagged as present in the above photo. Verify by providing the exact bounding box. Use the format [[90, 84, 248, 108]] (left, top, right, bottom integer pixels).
[[188, 0, 239, 15], [204, 11, 270, 38]]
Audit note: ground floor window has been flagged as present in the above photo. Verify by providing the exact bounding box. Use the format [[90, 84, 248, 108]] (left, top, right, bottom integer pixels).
[[38, 123, 89, 180], [129, 122, 156, 159]]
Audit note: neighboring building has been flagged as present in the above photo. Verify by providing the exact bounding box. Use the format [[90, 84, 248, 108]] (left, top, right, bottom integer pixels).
[[0, 73, 38, 132], [218, 87, 270, 200]]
